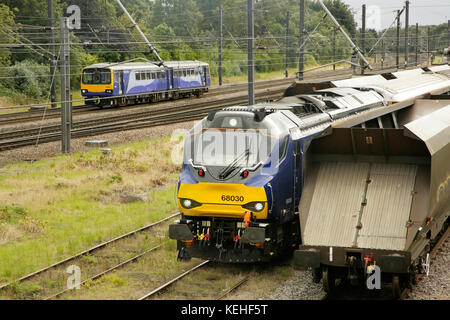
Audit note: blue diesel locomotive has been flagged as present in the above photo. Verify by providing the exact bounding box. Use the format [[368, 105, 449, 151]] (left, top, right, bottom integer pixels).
[[169, 88, 386, 262], [81, 60, 210, 107]]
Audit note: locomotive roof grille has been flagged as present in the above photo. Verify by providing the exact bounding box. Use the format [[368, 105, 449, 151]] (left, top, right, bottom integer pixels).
[[208, 107, 276, 122]]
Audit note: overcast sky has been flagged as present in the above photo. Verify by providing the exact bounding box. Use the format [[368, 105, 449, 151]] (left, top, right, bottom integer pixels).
[[342, 0, 450, 30]]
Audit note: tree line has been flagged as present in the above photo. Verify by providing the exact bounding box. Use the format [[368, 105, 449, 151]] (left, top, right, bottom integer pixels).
[[0, 0, 448, 103]]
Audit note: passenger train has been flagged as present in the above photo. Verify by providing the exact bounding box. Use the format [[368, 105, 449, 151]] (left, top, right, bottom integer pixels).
[[81, 60, 210, 107], [169, 65, 450, 266]]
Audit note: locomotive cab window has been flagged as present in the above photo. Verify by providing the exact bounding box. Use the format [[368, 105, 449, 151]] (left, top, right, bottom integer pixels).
[[279, 136, 289, 162], [82, 68, 111, 85]]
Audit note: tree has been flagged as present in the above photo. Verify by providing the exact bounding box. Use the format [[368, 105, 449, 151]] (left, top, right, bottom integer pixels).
[[0, 4, 17, 67], [310, 0, 356, 36]]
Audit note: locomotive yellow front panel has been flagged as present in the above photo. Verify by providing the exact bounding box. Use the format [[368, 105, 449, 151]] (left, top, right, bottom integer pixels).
[[178, 182, 268, 219]]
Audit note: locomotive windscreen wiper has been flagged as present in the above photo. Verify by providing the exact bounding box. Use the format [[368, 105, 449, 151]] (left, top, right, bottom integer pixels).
[[218, 148, 251, 180]]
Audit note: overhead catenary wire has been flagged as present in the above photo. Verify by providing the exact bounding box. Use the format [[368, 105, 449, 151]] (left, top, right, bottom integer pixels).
[[0, 1, 447, 114]]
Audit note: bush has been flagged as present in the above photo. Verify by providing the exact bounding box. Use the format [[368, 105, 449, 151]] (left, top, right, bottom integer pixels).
[[0, 60, 51, 100]]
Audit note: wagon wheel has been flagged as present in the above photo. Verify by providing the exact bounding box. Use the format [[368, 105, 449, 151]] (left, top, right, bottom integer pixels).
[[392, 275, 402, 299], [322, 266, 335, 293]]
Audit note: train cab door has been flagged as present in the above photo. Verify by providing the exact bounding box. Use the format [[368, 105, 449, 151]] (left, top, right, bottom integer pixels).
[[202, 66, 209, 86], [275, 136, 296, 220], [293, 139, 301, 212], [119, 71, 124, 95], [168, 68, 173, 90]]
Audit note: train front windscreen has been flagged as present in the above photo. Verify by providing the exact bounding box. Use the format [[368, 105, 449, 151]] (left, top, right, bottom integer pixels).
[[184, 113, 280, 180], [82, 68, 111, 85]]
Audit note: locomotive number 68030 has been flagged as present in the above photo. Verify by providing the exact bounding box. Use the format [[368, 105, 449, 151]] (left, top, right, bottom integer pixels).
[[221, 195, 244, 202]]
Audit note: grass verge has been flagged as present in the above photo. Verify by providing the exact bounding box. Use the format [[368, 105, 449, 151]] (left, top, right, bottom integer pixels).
[[0, 135, 181, 284]]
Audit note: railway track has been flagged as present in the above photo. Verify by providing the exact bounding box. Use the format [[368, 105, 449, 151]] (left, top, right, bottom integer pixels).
[[0, 64, 410, 127], [0, 78, 295, 126], [0, 66, 361, 127], [138, 260, 250, 300], [0, 87, 285, 151], [0, 212, 180, 299]]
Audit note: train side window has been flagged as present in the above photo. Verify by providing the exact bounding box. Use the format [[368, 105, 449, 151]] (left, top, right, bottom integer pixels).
[[279, 136, 289, 163], [151, 73, 156, 80], [161, 72, 166, 79], [145, 72, 150, 80], [157, 72, 161, 79], [183, 70, 187, 77], [136, 72, 140, 80]]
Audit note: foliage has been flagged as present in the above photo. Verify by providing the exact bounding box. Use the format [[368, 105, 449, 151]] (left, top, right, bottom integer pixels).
[[0, 0, 448, 99], [0, 4, 17, 67], [2, 60, 52, 99]]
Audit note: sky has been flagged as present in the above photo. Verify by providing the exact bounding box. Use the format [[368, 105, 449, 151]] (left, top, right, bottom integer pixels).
[[342, 0, 450, 30]]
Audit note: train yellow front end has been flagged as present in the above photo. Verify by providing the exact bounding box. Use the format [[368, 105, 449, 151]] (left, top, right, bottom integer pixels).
[[177, 182, 268, 220]]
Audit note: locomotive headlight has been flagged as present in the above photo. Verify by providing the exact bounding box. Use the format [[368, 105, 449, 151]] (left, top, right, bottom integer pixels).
[[254, 202, 264, 211], [242, 201, 265, 212], [180, 198, 201, 209], [183, 199, 192, 208], [81, 89, 88, 94], [105, 89, 113, 93]]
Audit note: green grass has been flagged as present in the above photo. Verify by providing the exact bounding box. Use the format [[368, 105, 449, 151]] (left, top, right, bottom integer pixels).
[[0, 135, 181, 284]]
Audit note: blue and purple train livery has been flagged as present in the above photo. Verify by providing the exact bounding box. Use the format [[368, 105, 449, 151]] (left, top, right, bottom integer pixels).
[[81, 60, 210, 107]]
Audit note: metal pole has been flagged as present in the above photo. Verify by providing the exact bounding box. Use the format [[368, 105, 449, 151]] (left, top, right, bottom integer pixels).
[[285, 11, 290, 77], [333, 27, 336, 71], [218, 4, 223, 86], [48, 0, 56, 108], [427, 26, 430, 65], [247, 0, 254, 106], [381, 39, 385, 69], [114, 0, 164, 65], [298, 0, 305, 80], [318, 0, 372, 70], [361, 4, 366, 75], [415, 23, 419, 66], [404, 1, 409, 68], [448, 20, 450, 47], [59, 18, 71, 154], [396, 9, 400, 69]]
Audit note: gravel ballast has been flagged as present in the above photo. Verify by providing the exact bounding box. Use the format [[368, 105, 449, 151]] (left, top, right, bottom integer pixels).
[[407, 234, 450, 300]]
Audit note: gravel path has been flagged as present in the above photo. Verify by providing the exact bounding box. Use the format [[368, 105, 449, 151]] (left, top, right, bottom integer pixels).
[[407, 234, 450, 300], [269, 270, 324, 300]]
